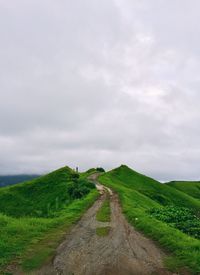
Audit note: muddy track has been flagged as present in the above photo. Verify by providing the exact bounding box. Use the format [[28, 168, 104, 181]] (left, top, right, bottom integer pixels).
[[35, 174, 174, 275]]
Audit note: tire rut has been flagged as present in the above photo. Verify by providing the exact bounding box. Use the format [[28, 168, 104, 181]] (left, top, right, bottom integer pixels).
[[33, 174, 175, 275]]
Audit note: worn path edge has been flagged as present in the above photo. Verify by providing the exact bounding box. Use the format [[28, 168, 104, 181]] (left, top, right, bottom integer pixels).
[[33, 173, 174, 275]]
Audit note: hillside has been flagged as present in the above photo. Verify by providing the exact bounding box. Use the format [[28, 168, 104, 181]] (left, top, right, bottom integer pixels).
[[2, 164, 200, 274], [101, 165, 200, 210], [0, 166, 98, 272], [0, 174, 40, 187], [167, 180, 200, 200], [99, 165, 200, 273], [0, 166, 95, 217], [42, 173, 171, 275]]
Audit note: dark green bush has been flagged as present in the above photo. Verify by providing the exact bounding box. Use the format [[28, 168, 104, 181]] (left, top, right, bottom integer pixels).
[[149, 206, 200, 239], [66, 179, 95, 200], [96, 167, 105, 172], [71, 173, 80, 179]]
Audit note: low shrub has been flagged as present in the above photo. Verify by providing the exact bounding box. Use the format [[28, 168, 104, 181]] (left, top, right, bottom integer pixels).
[[149, 206, 200, 239], [96, 167, 105, 173], [66, 179, 95, 200]]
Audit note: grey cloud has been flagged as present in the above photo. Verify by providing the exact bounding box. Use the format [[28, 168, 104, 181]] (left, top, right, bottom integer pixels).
[[0, 0, 200, 181]]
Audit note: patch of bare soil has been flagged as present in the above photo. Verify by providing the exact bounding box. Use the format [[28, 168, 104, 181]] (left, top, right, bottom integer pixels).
[[33, 174, 175, 275]]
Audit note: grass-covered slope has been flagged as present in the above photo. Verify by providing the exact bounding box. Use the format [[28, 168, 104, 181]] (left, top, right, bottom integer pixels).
[[0, 166, 94, 217], [167, 181, 200, 200], [99, 165, 200, 274], [0, 166, 98, 272], [104, 165, 200, 209]]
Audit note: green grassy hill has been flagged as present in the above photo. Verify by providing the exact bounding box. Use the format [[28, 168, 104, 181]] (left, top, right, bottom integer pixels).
[[167, 180, 200, 200], [2, 164, 200, 274], [0, 166, 98, 272], [0, 166, 95, 218], [99, 165, 200, 274], [101, 165, 200, 209]]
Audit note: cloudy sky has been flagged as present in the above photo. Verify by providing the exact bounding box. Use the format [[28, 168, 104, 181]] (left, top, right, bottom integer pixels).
[[0, 0, 200, 180]]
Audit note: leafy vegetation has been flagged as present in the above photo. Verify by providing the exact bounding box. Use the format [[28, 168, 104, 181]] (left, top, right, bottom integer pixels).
[[96, 196, 111, 222], [99, 165, 200, 274], [96, 167, 105, 173], [66, 178, 95, 200], [0, 167, 98, 272], [96, 227, 110, 237], [149, 206, 200, 239]]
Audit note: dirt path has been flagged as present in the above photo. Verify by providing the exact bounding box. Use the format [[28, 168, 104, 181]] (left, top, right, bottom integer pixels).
[[36, 174, 173, 275]]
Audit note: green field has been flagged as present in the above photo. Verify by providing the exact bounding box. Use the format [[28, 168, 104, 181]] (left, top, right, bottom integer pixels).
[[99, 165, 200, 274], [167, 180, 200, 200], [0, 167, 99, 272]]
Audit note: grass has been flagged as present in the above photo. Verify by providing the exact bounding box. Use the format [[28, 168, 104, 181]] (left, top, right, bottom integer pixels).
[[0, 166, 96, 218], [21, 190, 99, 271], [96, 196, 111, 222], [96, 227, 110, 237], [99, 165, 200, 274], [167, 181, 200, 201], [0, 167, 99, 273], [1, 190, 99, 272], [149, 206, 200, 239]]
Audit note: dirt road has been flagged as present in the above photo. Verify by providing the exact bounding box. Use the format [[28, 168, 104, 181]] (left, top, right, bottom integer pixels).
[[36, 174, 173, 275]]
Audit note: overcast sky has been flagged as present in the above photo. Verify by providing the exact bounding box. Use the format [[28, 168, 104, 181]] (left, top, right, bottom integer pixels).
[[0, 0, 200, 181]]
